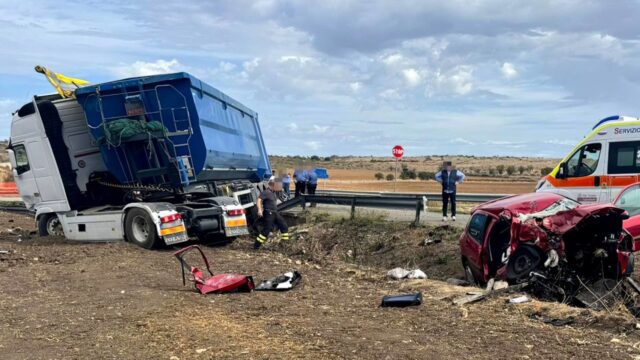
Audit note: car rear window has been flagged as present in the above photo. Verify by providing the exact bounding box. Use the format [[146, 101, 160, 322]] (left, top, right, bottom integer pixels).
[[468, 213, 488, 244]]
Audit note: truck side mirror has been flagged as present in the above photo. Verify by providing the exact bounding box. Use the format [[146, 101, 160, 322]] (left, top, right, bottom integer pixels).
[[556, 163, 567, 179]]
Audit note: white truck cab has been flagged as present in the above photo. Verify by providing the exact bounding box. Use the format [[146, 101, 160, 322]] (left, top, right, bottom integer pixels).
[[537, 115, 640, 203]]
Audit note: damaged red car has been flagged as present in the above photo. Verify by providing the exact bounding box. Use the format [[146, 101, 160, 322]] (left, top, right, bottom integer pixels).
[[460, 192, 640, 303]]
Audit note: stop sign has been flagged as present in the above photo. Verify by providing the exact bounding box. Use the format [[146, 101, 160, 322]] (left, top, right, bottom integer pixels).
[[392, 145, 404, 159]]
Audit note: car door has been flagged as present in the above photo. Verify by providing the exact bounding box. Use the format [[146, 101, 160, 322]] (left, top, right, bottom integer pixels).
[[460, 212, 490, 282], [605, 141, 640, 202], [555, 142, 605, 203]]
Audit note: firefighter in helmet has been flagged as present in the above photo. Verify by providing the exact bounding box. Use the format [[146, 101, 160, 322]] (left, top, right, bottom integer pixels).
[[254, 178, 290, 249]]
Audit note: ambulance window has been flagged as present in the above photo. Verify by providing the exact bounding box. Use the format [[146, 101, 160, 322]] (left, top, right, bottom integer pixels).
[[566, 143, 601, 177], [13, 145, 30, 175], [608, 141, 640, 174]]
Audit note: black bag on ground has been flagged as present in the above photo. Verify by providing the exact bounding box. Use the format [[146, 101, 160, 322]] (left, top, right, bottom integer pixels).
[[381, 292, 422, 307]]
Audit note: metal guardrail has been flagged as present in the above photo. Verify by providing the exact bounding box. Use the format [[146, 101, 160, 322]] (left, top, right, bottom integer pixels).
[[316, 190, 510, 203], [278, 191, 511, 225]]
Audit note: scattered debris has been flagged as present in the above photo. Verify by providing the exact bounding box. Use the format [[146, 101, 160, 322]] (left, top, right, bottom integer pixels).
[[174, 245, 254, 294], [529, 311, 575, 327], [424, 237, 442, 246], [387, 267, 427, 280], [256, 271, 302, 291], [508, 295, 530, 304], [452, 281, 530, 306], [381, 292, 422, 307], [0, 250, 9, 255], [6, 227, 22, 235], [446, 278, 470, 287]]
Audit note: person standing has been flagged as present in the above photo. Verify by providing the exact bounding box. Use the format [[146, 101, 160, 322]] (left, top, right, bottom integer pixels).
[[306, 168, 318, 207], [435, 161, 465, 221], [293, 167, 308, 197], [282, 172, 292, 198], [255, 179, 290, 249]]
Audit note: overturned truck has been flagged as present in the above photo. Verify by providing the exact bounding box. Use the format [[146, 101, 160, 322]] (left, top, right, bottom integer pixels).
[[8, 72, 272, 248], [460, 192, 640, 307]]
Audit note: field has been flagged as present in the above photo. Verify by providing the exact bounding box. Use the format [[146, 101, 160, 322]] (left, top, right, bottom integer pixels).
[[270, 156, 558, 194], [1, 210, 639, 359]]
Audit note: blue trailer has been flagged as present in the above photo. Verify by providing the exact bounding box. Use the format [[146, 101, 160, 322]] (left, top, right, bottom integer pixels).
[[9, 72, 273, 249]]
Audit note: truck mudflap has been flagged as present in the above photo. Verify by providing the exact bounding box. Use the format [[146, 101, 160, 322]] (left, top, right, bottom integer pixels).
[[222, 206, 250, 237]]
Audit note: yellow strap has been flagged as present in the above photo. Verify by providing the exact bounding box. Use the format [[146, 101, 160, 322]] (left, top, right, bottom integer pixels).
[[34, 65, 89, 98]]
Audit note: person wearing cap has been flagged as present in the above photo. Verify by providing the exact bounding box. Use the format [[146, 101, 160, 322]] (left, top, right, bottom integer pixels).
[[435, 161, 465, 221], [254, 179, 290, 249]]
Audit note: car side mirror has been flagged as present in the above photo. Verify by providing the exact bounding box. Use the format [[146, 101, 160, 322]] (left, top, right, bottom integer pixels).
[[556, 163, 567, 179]]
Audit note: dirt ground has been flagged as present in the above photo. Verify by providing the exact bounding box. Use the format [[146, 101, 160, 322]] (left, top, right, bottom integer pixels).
[[2, 211, 640, 360]]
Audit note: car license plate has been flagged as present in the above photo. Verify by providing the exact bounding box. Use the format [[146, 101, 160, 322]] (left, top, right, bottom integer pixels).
[[164, 232, 189, 245]]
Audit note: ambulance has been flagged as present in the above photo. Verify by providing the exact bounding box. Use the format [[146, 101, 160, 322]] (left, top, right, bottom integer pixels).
[[536, 115, 640, 204]]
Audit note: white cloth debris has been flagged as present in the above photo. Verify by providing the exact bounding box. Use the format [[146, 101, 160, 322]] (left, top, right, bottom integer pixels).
[[508, 295, 530, 304], [544, 249, 559, 268], [387, 267, 427, 280], [492, 280, 509, 290]]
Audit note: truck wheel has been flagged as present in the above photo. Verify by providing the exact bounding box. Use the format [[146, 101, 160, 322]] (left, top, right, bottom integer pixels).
[[125, 208, 160, 249], [37, 214, 64, 237]]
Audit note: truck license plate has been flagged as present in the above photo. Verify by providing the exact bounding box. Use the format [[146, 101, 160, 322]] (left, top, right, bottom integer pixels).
[[164, 232, 189, 245], [225, 225, 249, 236]]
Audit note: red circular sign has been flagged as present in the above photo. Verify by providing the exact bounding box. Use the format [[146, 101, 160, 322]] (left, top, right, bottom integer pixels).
[[392, 145, 404, 158]]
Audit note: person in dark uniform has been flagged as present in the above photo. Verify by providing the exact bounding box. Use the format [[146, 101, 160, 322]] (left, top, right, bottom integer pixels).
[[435, 161, 465, 221], [255, 179, 290, 249]]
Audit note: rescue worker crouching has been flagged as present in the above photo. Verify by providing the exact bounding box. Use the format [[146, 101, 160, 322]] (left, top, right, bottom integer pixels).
[[255, 179, 290, 249]]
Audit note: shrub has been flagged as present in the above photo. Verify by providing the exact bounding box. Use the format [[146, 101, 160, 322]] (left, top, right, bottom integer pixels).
[[496, 165, 505, 175], [386, 174, 395, 181], [506, 165, 516, 176], [374, 172, 384, 180], [518, 165, 526, 175], [417, 171, 434, 180], [540, 167, 554, 175]]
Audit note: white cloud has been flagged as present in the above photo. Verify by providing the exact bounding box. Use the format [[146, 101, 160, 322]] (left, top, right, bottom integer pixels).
[[350, 82, 362, 92], [287, 122, 298, 131], [279, 55, 312, 64], [450, 137, 475, 145], [379, 88, 403, 100], [313, 124, 329, 133], [501, 62, 518, 79], [111, 59, 182, 78], [402, 68, 421, 87], [382, 53, 403, 65], [429, 66, 474, 96], [305, 141, 321, 150]]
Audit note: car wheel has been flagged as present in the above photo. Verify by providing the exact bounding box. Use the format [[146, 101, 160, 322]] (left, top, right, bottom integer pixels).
[[124, 208, 160, 249], [37, 214, 64, 237], [507, 245, 542, 282]]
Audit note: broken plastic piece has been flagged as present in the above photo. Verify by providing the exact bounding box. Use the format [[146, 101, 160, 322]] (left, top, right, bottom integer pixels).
[[381, 292, 422, 307], [256, 271, 302, 291], [508, 295, 530, 304], [387, 267, 427, 280], [174, 245, 254, 294]]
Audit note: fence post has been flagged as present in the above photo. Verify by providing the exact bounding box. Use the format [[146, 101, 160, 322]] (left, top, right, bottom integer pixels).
[[413, 198, 422, 227], [350, 197, 356, 220], [301, 195, 306, 210]]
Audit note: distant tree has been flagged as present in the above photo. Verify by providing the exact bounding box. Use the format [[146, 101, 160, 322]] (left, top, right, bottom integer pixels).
[[418, 171, 434, 181], [323, 157, 332, 162], [496, 165, 505, 175], [506, 165, 516, 176], [386, 174, 395, 181], [310, 155, 320, 161], [374, 172, 384, 180], [488, 167, 496, 176], [518, 165, 526, 175], [540, 167, 554, 176], [527, 165, 534, 173], [399, 164, 417, 180]]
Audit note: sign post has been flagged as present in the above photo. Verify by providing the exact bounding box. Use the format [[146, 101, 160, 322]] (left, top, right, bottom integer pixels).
[[392, 145, 404, 192]]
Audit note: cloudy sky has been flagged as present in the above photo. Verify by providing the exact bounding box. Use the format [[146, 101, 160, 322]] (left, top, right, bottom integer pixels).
[[1, 0, 640, 157]]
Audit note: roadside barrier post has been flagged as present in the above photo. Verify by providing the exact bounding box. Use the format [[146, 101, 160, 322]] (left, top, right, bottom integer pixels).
[[350, 198, 356, 220]]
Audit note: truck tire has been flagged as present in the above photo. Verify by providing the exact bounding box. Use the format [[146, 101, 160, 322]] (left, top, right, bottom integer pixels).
[[37, 214, 64, 237], [124, 208, 160, 249]]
